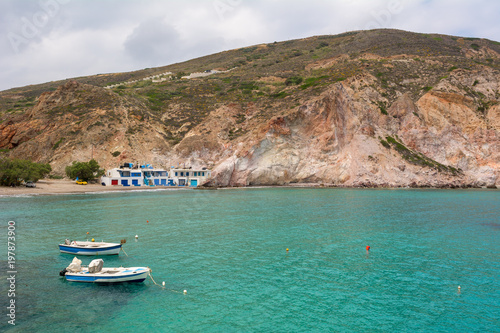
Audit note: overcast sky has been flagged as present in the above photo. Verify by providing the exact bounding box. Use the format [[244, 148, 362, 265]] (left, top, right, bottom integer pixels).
[[1, 0, 499, 91]]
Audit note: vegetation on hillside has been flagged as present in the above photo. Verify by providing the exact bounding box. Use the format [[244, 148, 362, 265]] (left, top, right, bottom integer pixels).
[[0, 29, 498, 179]]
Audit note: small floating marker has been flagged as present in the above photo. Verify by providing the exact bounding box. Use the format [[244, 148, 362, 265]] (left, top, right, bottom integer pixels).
[[183, 290, 187, 294], [147, 220, 149, 223], [91, 238, 95, 242], [86, 232, 89, 235], [366, 245, 370, 251], [286, 248, 289, 252], [135, 235, 138, 239], [162, 281, 165, 287], [458, 286, 461, 291]]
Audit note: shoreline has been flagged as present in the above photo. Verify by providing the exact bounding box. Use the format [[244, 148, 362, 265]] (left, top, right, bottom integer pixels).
[[0, 179, 188, 197], [0, 179, 497, 197]]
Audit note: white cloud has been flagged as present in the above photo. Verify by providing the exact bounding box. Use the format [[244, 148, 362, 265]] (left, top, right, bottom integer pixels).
[[0, 0, 498, 91]]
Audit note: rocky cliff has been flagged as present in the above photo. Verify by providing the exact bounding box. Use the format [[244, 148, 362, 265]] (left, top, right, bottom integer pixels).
[[0, 29, 499, 187]]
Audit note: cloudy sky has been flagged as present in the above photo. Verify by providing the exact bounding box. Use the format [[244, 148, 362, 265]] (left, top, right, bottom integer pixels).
[[1, 0, 499, 91]]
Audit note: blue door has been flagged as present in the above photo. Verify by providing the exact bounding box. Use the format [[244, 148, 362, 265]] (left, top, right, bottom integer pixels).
[[190, 179, 198, 187], [132, 179, 140, 186], [121, 179, 129, 186], [161, 179, 167, 186]]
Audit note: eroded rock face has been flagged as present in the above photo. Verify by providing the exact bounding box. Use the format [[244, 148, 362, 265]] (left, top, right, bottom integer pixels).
[[1, 43, 499, 188], [204, 72, 499, 188]]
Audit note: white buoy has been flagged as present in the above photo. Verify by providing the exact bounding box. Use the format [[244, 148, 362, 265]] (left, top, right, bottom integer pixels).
[[183, 290, 187, 294], [162, 281, 165, 287], [135, 235, 138, 239]]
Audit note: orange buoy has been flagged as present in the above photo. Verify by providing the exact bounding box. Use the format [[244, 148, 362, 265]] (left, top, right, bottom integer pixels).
[[286, 248, 289, 252], [147, 220, 149, 223], [366, 245, 370, 251]]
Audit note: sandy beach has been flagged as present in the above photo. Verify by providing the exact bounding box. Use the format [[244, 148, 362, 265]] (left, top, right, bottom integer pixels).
[[0, 179, 177, 197]]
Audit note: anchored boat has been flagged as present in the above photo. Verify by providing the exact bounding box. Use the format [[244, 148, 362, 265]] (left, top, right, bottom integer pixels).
[[60, 257, 150, 283], [59, 239, 123, 255]]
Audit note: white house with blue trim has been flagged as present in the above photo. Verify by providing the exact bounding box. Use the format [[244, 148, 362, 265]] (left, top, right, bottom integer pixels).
[[100, 163, 211, 187], [168, 167, 211, 187]]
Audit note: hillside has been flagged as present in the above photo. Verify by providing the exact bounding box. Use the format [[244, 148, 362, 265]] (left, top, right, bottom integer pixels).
[[1, 29, 499, 187]]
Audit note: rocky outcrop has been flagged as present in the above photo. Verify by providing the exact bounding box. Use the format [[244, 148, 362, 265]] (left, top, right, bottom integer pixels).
[[1, 30, 499, 188], [205, 72, 499, 187]]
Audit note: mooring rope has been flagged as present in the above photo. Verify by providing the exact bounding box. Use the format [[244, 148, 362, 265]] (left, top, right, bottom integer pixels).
[[148, 271, 184, 294], [120, 247, 129, 257]]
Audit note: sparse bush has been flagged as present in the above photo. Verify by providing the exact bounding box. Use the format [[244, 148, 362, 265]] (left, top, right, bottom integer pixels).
[[317, 42, 329, 49], [380, 139, 390, 149], [300, 76, 329, 89], [0, 158, 52, 185], [65, 159, 104, 181], [52, 138, 64, 150], [285, 76, 303, 86]]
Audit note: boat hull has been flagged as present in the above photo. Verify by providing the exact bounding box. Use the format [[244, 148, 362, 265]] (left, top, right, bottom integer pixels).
[[59, 242, 122, 255], [65, 267, 149, 283]]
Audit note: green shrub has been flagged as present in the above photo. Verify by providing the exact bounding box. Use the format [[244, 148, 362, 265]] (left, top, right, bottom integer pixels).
[[300, 76, 329, 90], [270, 91, 288, 98], [52, 138, 65, 150], [317, 42, 329, 49], [0, 158, 52, 185], [65, 159, 104, 181], [239, 82, 259, 91], [111, 151, 121, 157], [380, 139, 390, 149], [285, 76, 303, 86]]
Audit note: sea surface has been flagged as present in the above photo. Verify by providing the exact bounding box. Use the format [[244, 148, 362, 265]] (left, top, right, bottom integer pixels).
[[0, 188, 499, 332]]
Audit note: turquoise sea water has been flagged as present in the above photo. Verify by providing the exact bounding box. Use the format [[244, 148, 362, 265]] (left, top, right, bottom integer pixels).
[[0, 188, 499, 332]]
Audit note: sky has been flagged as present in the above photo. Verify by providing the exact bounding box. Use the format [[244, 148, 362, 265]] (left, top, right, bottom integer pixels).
[[1, 0, 499, 91]]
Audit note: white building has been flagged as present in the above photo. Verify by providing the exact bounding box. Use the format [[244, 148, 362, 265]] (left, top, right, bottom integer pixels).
[[100, 163, 211, 187]]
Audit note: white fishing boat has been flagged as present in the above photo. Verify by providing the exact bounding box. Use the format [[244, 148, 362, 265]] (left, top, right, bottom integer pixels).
[[60, 258, 150, 283], [59, 239, 123, 255]]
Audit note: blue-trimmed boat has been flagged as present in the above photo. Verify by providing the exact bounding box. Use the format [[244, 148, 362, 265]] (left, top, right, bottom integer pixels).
[[59, 239, 122, 255], [60, 258, 150, 283]]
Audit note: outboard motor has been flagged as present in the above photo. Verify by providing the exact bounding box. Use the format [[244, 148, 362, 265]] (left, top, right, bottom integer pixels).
[[65, 239, 71, 245], [59, 268, 68, 276]]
